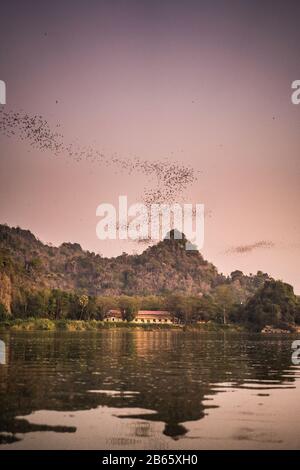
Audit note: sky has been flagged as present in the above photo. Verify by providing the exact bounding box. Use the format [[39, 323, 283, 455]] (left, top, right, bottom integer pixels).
[[0, 0, 299, 291]]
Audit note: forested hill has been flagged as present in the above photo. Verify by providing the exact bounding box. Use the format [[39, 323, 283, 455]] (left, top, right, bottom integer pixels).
[[0, 223, 271, 312]]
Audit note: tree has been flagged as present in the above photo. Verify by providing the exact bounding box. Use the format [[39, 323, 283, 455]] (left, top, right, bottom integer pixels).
[[95, 297, 118, 320], [78, 294, 89, 319], [165, 294, 195, 324], [118, 296, 140, 322], [48, 289, 70, 319], [140, 295, 165, 311], [189, 295, 219, 322], [27, 290, 49, 318], [0, 302, 8, 320], [242, 280, 299, 330], [295, 300, 300, 325], [213, 285, 237, 324], [230, 270, 244, 282], [25, 257, 43, 273]]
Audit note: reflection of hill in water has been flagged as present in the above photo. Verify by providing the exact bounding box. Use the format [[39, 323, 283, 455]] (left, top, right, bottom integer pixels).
[[0, 330, 298, 443]]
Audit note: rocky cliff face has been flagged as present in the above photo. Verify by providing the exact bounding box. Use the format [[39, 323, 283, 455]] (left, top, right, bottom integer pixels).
[[0, 224, 223, 297], [0, 224, 267, 301]]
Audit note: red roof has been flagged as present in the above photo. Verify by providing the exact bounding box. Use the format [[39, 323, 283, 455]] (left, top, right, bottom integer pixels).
[[137, 310, 171, 316], [106, 309, 122, 317]]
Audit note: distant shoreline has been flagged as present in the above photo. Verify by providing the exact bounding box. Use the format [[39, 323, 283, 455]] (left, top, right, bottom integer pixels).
[[0, 318, 248, 332]]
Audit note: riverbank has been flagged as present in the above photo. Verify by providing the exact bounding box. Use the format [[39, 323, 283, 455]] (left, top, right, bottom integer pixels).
[[0, 318, 178, 331], [0, 318, 246, 332]]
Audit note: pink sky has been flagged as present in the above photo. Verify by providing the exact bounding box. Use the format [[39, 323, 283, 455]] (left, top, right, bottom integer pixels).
[[0, 1, 299, 291]]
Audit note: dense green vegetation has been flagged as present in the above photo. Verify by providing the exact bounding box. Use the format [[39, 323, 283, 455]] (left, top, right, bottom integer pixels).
[[0, 280, 299, 331], [0, 288, 234, 322], [240, 280, 300, 331], [0, 302, 8, 321]]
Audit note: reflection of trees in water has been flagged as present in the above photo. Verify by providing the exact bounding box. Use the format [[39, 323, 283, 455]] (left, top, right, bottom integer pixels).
[[0, 330, 297, 444], [0, 419, 76, 444]]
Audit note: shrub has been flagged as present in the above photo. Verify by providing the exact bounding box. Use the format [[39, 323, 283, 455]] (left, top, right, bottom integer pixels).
[[35, 318, 55, 330], [0, 303, 9, 321]]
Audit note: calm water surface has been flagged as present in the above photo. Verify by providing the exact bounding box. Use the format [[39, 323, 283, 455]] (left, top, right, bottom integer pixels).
[[0, 330, 300, 449]]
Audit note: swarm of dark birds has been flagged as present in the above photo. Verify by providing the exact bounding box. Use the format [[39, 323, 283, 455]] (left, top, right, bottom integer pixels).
[[226, 240, 275, 255], [0, 108, 198, 208]]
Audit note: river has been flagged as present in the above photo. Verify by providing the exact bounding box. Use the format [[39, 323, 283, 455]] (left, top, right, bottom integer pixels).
[[0, 329, 300, 449]]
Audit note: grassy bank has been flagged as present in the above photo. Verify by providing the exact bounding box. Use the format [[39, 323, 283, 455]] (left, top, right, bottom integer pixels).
[[0, 318, 247, 332], [0, 318, 181, 331], [182, 322, 246, 332]]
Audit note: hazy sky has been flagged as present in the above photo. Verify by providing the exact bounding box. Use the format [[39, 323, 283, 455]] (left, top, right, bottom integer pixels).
[[0, 0, 299, 291]]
